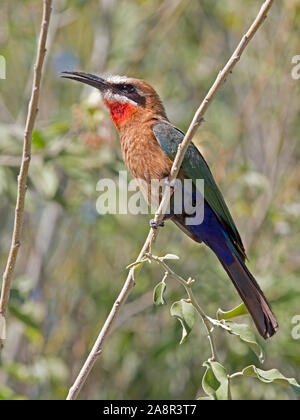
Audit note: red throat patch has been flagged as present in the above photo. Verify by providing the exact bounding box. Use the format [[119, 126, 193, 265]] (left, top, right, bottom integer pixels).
[[104, 100, 137, 128]]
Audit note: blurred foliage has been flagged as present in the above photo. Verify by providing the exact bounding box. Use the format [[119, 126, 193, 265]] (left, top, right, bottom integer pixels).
[[0, 0, 300, 400]]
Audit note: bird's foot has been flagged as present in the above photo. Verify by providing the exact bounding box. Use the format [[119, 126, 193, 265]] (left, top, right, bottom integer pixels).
[[150, 219, 165, 229]]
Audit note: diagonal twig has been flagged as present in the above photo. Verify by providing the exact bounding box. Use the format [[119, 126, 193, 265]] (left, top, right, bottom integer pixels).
[[0, 0, 53, 349], [66, 0, 274, 400]]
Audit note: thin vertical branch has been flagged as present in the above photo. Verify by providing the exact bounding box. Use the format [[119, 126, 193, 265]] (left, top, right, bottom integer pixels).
[[0, 0, 52, 348], [66, 0, 274, 400]]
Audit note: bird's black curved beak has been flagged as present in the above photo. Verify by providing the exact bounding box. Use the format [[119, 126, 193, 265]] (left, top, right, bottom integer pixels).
[[61, 71, 110, 91]]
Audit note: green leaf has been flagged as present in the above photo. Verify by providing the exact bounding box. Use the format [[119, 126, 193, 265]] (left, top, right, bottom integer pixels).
[[217, 303, 249, 320], [46, 120, 70, 135], [170, 300, 195, 344], [225, 321, 264, 363], [242, 365, 300, 395], [126, 259, 147, 270], [0, 385, 27, 400], [202, 365, 219, 399], [2, 362, 36, 384], [32, 130, 46, 150], [9, 305, 39, 330], [201, 361, 229, 400], [153, 281, 167, 305]]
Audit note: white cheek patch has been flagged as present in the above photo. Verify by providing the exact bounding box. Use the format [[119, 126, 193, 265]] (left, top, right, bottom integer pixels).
[[103, 90, 138, 106]]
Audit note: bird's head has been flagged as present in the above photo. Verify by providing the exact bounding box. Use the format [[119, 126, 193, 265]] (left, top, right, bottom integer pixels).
[[61, 72, 167, 129]]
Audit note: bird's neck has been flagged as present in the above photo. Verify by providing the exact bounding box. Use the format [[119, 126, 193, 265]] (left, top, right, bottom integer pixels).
[[104, 100, 138, 129]]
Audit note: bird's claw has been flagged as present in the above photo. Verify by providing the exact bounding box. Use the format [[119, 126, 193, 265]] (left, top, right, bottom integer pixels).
[[150, 219, 165, 229]]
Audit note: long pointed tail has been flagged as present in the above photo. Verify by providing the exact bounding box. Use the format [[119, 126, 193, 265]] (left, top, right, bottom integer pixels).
[[220, 254, 278, 339]]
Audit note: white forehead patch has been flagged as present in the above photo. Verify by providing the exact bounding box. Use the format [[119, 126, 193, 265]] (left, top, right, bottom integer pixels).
[[100, 74, 139, 105], [105, 74, 130, 84]]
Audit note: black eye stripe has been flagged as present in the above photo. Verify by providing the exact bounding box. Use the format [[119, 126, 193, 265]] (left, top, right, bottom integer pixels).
[[113, 83, 146, 107], [117, 83, 136, 93]]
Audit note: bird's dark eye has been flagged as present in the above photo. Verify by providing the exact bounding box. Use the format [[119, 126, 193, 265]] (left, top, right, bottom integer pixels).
[[118, 84, 136, 93]]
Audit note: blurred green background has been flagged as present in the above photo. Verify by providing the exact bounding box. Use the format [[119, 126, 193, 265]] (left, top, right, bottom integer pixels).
[[0, 0, 299, 400]]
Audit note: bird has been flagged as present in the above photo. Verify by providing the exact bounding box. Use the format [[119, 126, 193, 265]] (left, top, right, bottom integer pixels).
[[62, 71, 278, 339]]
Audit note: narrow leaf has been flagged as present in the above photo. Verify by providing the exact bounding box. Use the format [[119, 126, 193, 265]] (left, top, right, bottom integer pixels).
[[9, 305, 39, 330], [126, 260, 147, 270], [153, 282, 167, 305], [217, 303, 249, 320], [161, 254, 180, 260]]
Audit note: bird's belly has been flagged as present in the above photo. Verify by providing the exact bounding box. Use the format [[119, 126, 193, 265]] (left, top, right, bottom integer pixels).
[[120, 130, 172, 206], [134, 177, 161, 208]]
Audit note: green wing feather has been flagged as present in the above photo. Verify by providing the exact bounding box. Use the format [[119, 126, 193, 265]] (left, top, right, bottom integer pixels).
[[152, 121, 246, 260]]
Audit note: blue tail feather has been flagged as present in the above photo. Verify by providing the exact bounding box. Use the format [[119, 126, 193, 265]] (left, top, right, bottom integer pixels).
[[171, 201, 278, 339]]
